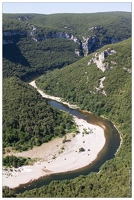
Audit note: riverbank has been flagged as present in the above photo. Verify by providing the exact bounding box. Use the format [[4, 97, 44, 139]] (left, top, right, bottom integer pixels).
[[2, 116, 105, 189], [2, 80, 106, 189], [29, 80, 79, 109]]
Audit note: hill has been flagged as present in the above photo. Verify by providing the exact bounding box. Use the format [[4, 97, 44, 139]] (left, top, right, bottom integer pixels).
[[3, 12, 131, 80], [28, 38, 131, 197], [3, 77, 75, 152], [3, 12, 131, 39], [36, 38, 131, 115], [2, 12, 132, 197]]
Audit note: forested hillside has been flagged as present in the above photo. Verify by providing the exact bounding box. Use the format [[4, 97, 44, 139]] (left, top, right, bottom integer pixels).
[[2, 12, 131, 198], [3, 37, 81, 81], [36, 38, 131, 116], [3, 12, 131, 39], [3, 77, 75, 152], [3, 12, 131, 80], [26, 38, 131, 197]]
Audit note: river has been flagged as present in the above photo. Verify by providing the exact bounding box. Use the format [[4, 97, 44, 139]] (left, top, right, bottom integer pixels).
[[14, 81, 121, 194]]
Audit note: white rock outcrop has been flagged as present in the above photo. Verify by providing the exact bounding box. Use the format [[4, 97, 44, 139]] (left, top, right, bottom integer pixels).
[[82, 36, 98, 56], [95, 77, 106, 96], [75, 49, 81, 56], [123, 67, 132, 74], [88, 48, 116, 72]]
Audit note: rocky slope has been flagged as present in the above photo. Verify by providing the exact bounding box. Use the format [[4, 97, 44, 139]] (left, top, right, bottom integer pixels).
[[3, 12, 131, 56]]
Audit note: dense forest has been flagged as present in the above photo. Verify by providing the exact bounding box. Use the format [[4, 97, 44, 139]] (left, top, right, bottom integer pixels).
[[36, 38, 131, 116], [2, 12, 131, 197], [20, 38, 131, 197], [3, 12, 131, 38], [3, 37, 82, 81], [3, 12, 131, 80], [3, 77, 76, 151]]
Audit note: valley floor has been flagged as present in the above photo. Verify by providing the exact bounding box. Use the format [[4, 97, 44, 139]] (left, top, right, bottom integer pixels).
[[2, 117, 105, 189], [2, 80, 106, 189]]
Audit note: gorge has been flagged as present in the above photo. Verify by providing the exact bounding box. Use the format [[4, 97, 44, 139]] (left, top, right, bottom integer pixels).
[[2, 79, 120, 194]]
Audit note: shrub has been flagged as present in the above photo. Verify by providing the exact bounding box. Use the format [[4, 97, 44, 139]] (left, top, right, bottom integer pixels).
[[79, 147, 85, 152]]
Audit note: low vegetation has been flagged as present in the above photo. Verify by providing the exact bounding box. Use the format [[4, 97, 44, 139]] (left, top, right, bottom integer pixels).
[[3, 155, 32, 168], [79, 147, 85, 152]]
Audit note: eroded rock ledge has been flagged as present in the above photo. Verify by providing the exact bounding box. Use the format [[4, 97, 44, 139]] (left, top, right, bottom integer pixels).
[[88, 48, 116, 72]]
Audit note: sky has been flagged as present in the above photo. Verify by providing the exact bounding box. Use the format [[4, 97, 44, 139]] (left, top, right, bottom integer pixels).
[[2, 1, 132, 14]]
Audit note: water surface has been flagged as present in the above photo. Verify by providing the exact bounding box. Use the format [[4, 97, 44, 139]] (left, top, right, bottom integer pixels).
[[14, 99, 120, 193]]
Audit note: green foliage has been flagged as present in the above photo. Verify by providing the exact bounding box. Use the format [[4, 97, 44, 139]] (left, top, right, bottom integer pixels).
[[36, 38, 131, 115], [79, 147, 85, 152], [3, 12, 131, 38], [3, 38, 81, 81], [17, 162, 131, 197], [3, 77, 75, 151], [2, 13, 132, 198], [2, 186, 17, 198], [62, 135, 67, 143], [3, 155, 31, 168], [3, 12, 131, 81], [3, 17, 27, 32], [28, 38, 131, 198]]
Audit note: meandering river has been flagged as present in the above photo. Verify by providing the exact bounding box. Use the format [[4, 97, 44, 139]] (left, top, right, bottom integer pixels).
[[14, 80, 121, 194]]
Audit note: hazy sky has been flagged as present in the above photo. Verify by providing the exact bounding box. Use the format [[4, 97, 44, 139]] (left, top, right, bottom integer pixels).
[[2, 1, 132, 14]]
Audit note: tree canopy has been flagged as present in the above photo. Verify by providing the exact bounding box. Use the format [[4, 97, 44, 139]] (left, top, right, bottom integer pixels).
[[3, 77, 76, 151], [2, 12, 132, 198]]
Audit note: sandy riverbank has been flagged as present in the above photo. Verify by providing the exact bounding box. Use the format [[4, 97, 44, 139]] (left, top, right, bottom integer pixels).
[[29, 80, 79, 109], [2, 80, 106, 189], [2, 116, 106, 189]]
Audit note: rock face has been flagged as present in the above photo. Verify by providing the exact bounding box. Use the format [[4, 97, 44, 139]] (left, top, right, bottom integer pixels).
[[74, 49, 81, 56], [95, 77, 106, 96], [18, 16, 29, 21], [32, 31, 81, 44], [82, 37, 89, 56], [82, 36, 98, 56], [87, 36, 98, 54], [2, 22, 123, 57], [88, 48, 116, 72]]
